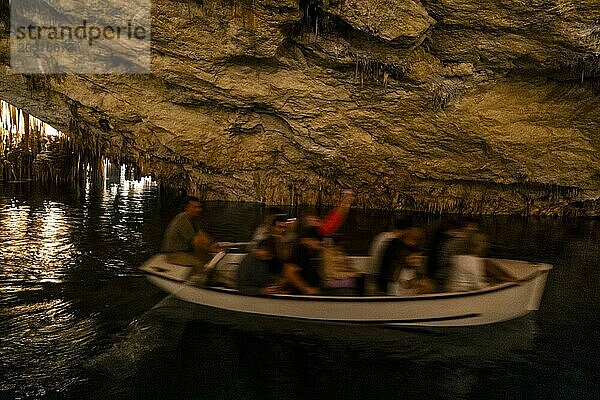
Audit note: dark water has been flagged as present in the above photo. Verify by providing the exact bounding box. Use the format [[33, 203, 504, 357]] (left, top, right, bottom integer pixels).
[[1, 181, 599, 400]]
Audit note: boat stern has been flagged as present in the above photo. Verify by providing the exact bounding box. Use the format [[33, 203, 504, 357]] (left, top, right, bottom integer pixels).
[[139, 254, 191, 282]]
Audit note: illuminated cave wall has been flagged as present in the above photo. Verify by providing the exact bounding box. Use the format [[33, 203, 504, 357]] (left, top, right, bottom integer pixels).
[[0, 0, 599, 215]]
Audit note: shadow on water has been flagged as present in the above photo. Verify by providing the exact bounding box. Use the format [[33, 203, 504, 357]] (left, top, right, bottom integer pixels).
[[80, 296, 541, 400]]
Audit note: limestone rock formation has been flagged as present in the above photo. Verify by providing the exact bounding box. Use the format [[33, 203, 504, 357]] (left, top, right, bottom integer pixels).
[[1, 0, 599, 215], [322, 0, 435, 42]]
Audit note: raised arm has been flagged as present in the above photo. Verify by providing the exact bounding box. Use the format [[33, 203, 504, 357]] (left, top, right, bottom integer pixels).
[[319, 190, 354, 236]]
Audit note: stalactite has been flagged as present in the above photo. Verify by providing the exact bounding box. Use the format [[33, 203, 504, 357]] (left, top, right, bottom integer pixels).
[[429, 79, 465, 111], [352, 56, 398, 88], [1, 100, 149, 186]]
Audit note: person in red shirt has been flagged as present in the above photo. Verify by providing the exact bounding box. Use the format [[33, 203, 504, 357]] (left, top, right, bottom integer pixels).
[[302, 189, 354, 237]]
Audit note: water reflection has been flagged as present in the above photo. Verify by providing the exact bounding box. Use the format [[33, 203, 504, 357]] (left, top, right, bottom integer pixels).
[[0, 298, 98, 398], [0, 202, 73, 288], [1, 180, 599, 399], [0, 178, 161, 400]]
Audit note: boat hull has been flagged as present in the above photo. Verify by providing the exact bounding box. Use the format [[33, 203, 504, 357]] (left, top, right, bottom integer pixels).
[[140, 253, 552, 327]]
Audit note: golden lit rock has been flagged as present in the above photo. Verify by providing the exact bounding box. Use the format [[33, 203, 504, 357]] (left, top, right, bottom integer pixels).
[[0, 0, 599, 215]]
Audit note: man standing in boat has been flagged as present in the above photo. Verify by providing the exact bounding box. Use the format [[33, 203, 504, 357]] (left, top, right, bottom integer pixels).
[[161, 196, 222, 270]]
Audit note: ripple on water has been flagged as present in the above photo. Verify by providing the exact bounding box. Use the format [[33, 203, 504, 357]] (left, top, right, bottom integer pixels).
[[0, 182, 162, 399], [0, 298, 100, 398]]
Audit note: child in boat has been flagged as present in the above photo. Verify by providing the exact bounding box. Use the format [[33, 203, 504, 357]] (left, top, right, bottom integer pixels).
[[320, 240, 363, 296]]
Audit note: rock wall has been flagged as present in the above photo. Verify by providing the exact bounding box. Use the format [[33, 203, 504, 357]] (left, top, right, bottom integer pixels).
[[1, 0, 599, 215]]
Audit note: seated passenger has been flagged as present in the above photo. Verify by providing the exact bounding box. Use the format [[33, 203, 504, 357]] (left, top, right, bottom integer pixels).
[[447, 233, 489, 292], [448, 233, 519, 292], [248, 213, 293, 261], [425, 218, 459, 284], [236, 238, 287, 295], [369, 215, 413, 276], [161, 196, 222, 270], [388, 251, 427, 296], [320, 242, 362, 296], [246, 207, 285, 251], [377, 219, 419, 293], [282, 227, 323, 295], [384, 227, 436, 296], [429, 218, 480, 291]]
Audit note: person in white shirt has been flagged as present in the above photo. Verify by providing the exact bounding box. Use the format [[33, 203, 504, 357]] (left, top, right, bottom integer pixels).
[[387, 251, 426, 296], [447, 233, 488, 292]]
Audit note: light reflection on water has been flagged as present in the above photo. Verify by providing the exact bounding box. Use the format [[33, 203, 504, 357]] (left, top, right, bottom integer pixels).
[[1, 202, 75, 285], [0, 179, 161, 399], [1, 181, 599, 399]]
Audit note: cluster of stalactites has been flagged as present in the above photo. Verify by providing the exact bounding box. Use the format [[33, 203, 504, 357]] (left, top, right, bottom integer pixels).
[[0, 100, 140, 185], [1, 100, 64, 151], [1, 100, 66, 182]]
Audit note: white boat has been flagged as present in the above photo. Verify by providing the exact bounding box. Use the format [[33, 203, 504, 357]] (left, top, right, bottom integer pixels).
[[139, 251, 552, 327]]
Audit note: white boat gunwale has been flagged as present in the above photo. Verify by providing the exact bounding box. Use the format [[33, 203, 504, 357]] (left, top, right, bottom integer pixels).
[[140, 251, 552, 326], [141, 260, 550, 302]]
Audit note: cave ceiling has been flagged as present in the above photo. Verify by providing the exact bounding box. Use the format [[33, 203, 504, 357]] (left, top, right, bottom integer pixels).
[[1, 0, 599, 215]]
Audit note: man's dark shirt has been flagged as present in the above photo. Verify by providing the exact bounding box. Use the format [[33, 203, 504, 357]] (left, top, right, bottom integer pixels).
[[426, 230, 447, 279], [236, 254, 275, 295], [290, 243, 321, 289]]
